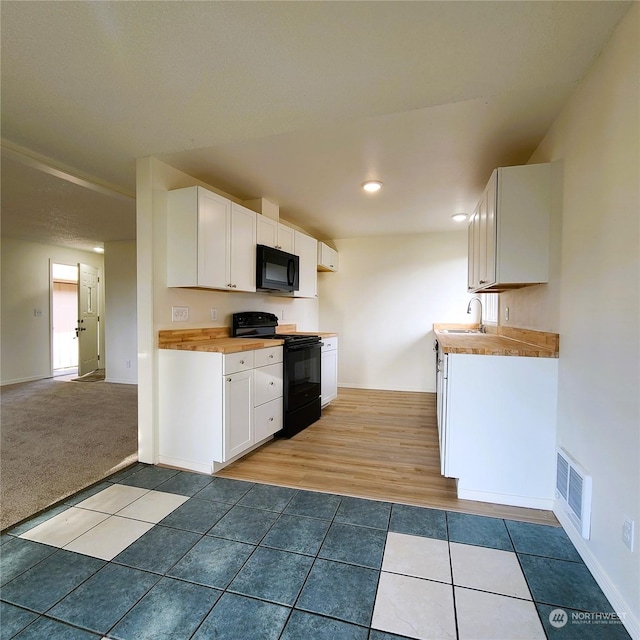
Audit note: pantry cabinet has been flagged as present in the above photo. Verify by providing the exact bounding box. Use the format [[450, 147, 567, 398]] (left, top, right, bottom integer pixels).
[[293, 230, 318, 298], [256, 215, 295, 253], [167, 186, 256, 292], [468, 163, 550, 292], [158, 346, 283, 474]]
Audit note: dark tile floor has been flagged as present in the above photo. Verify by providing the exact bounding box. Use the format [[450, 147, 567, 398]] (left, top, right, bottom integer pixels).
[[0, 464, 631, 640]]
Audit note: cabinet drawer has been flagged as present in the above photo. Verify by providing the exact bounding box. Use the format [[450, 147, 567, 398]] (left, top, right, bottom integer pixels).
[[254, 363, 283, 406], [254, 398, 283, 441], [254, 346, 283, 367], [223, 351, 255, 374], [321, 337, 338, 352]]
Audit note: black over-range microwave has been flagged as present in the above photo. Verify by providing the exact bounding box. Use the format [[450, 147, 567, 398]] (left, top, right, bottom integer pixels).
[[256, 244, 300, 293]]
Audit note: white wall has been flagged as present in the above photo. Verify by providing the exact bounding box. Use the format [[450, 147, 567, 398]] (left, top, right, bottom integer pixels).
[[0, 237, 105, 385], [319, 232, 470, 392], [136, 157, 320, 463], [507, 5, 639, 636], [104, 241, 137, 384]]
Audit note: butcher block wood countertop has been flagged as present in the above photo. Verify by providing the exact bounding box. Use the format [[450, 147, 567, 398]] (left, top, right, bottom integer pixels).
[[158, 325, 337, 354], [434, 323, 559, 358]]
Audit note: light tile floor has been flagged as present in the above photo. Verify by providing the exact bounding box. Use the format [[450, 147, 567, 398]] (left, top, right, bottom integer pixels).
[[0, 464, 631, 640]]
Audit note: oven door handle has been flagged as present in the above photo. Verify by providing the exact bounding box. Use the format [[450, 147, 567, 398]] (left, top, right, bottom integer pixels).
[[286, 342, 323, 352]]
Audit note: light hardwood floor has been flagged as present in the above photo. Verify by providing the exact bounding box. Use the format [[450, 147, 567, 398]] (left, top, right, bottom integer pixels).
[[217, 388, 558, 526]]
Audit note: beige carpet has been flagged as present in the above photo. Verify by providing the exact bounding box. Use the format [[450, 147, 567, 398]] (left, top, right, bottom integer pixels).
[[1, 377, 138, 530]]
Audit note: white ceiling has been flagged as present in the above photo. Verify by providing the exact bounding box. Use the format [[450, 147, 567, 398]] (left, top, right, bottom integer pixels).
[[0, 1, 632, 249]]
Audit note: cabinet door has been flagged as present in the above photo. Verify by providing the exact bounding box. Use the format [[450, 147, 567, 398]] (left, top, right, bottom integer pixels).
[[230, 203, 256, 292], [436, 350, 449, 476], [484, 171, 497, 286], [223, 369, 253, 460], [256, 215, 278, 248], [277, 224, 295, 253], [293, 231, 318, 298], [467, 208, 480, 291], [198, 189, 231, 289], [321, 348, 338, 406], [318, 243, 338, 271]]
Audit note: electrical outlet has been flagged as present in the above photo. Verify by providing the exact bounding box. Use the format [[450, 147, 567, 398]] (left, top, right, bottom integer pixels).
[[172, 306, 189, 322], [623, 515, 634, 551], [125, 360, 131, 369], [210, 308, 218, 322], [505, 306, 510, 321]]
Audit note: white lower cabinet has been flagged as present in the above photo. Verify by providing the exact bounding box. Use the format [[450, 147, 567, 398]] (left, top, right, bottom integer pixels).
[[158, 346, 283, 474], [437, 352, 558, 509], [321, 337, 338, 407]]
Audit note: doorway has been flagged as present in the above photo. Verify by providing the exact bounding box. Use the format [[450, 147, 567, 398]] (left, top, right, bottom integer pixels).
[[52, 263, 79, 377]]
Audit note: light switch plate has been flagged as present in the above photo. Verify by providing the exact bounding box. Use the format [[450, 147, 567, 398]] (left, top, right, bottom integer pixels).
[[172, 306, 189, 322]]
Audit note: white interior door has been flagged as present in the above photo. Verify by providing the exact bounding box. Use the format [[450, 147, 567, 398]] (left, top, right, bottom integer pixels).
[[77, 263, 100, 376]]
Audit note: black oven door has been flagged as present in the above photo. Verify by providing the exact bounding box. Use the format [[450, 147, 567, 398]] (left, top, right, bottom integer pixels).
[[283, 342, 322, 436]]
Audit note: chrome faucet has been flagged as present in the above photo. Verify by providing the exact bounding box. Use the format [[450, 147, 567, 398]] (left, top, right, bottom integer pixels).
[[467, 297, 484, 333]]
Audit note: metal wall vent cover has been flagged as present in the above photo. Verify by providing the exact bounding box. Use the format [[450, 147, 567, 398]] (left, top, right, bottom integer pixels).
[[556, 448, 592, 539]]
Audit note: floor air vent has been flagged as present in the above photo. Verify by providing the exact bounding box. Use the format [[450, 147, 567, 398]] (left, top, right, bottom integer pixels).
[[556, 448, 592, 539]]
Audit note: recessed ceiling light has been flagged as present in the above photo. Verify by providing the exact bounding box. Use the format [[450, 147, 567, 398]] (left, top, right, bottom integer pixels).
[[451, 213, 468, 222], [93, 246, 104, 253], [362, 180, 383, 193]]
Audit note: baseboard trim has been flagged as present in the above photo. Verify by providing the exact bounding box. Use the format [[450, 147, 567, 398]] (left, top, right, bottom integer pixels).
[[105, 377, 137, 385], [457, 487, 554, 511], [337, 383, 433, 393], [554, 505, 639, 640], [0, 374, 49, 387], [157, 455, 212, 475]]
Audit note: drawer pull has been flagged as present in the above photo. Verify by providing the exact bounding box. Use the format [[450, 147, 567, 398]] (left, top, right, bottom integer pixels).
[[269, 354, 274, 359], [226, 377, 231, 382], [240, 359, 245, 364], [269, 381, 274, 386], [269, 417, 274, 422]]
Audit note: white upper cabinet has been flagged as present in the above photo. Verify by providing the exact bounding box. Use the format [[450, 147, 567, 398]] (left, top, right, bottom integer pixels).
[[293, 230, 318, 298], [229, 203, 257, 292], [256, 216, 295, 253], [167, 186, 256, 292], [468, 163, 551, 292], [317, 242, 339, 272]]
